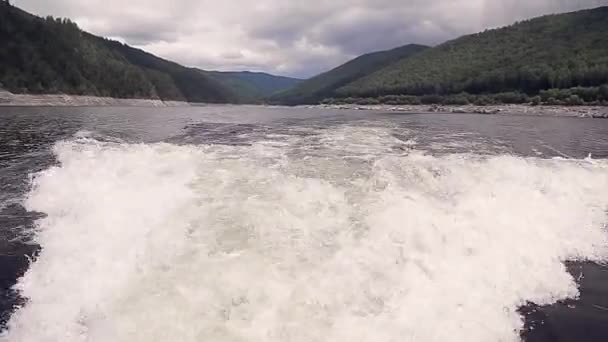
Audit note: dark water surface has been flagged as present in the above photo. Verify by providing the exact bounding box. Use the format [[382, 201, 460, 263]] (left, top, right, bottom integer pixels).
[[0, 106, 607, 341]]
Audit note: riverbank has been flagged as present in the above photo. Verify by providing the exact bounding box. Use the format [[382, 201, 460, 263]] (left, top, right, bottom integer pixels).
[[3, 90, 608, 118], [310, 103, 608, 118], [0, 91, 190, 107]]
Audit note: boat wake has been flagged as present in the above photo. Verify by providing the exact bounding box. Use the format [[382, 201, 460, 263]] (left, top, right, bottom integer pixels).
[[3, 126, 608, 342]]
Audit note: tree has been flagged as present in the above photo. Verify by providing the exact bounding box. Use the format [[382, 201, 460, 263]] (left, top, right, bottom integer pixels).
[[566, 94, 584, 106], [600, 84, 608, 100]]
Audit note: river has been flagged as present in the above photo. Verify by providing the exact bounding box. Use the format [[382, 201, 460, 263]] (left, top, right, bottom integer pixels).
[[0, 106, 607, 341]]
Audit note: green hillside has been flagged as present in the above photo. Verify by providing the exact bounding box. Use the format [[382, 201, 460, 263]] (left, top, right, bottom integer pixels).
[[270, 44, 429, 105], [206, 71, 301, 103], [0, 2, 235, 103], [338, 6, 608, 104]]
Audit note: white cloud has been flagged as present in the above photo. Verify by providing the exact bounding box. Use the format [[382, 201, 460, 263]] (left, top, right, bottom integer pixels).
[[13, 0, 606, 77]]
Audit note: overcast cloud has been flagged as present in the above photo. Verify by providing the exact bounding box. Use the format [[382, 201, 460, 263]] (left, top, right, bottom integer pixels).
[[14, 0, 607, 78]]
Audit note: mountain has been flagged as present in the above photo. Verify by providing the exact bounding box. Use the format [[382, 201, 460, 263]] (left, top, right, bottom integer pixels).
[[270, 44, 429, 105], [338, 6, 608, 104], [206, 71, 302, 103], [0, 2, 235, 103]]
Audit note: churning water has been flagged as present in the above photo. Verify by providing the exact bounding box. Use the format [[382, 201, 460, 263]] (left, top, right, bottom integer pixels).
[[0, 106, 607, 341]]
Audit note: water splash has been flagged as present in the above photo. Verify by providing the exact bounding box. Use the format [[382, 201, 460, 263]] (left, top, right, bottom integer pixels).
[[3, 125, 608, 342]]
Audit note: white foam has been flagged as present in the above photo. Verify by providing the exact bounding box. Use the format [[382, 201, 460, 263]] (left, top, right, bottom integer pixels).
[[3, 127, 608, 342]]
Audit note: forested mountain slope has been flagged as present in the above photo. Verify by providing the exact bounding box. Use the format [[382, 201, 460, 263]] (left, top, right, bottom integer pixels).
[[0, 2, 235, 103], [270, 44, 429, 105], [338, 6, 608, 101]]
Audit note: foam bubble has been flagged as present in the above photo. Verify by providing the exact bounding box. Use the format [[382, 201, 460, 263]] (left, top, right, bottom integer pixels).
[[2, 127, 607, 342]]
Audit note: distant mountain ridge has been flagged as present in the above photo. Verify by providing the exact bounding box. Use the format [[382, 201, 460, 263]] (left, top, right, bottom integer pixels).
[[270, 44, 429, 105], [206, 71, 302, 103]]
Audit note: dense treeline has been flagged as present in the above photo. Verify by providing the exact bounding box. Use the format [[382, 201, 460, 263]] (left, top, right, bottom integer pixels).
[[324, 85, 608, 106], [0, 2, 234, 102], [338, 6, 608, 102], [270, 44, 428, 105]]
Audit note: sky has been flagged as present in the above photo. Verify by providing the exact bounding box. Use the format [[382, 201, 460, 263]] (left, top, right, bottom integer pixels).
[[14, 0, 607, 78]]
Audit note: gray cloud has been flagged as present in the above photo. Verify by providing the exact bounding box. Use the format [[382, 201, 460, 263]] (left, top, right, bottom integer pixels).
[[102, 22, 182, 45], [14, 0, 606, 78]]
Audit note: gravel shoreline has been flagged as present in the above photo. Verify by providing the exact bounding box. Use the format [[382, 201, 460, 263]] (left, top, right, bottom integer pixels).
[[310, 103, 608, 118], [2, 91, 608, 118], [0, 91, 189, 107]]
